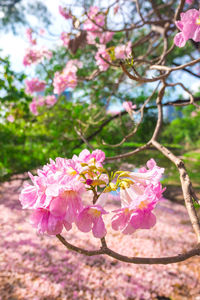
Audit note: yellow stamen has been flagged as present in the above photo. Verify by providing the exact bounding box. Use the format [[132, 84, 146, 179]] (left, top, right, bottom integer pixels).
[[124, 208, 130, 215], [66, 167, 77, 176], [138, 200, 148, 209], [196, 17, 200, 25], [89, 208, 101, 217]]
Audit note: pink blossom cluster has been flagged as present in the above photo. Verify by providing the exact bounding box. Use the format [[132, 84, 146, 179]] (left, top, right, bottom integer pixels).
[[25, 78, 46, 95], [174, 9, 200, 47], [58, 5, 72, 20], [95, 42, 132, 71], [111, 159, 165, 234], [19, 149, 106, 237], [83, 6, 113, 45], [6, 115, 15, 123], [19, 149, 165, 239], [115, 41, 132, 59], [60, 32, 70, 47], [95, 45, 111, 71], [29, 95, 57, 115], [53, 60, 82, 94], [23, 47, 52, 66], [122, 101, 136, 113], [26, 28, 36, 45], [186, 0, 193, 4]]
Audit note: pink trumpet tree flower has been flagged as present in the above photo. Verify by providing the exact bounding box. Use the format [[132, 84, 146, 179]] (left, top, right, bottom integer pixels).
[[76, 205, 107, 238], [122, 101, 136, 113], [25, 78, 46, 94], [60, 32, 70, 47], [112, 159, 165, 234], [53, 60, 82, 94], [115, 41, 132, 59], [26, 28, 36, 45], [174, 9, 200, 47], [23, 47, 52, 66], [59, 6, 72, 19], [95, 45, 111, 71]]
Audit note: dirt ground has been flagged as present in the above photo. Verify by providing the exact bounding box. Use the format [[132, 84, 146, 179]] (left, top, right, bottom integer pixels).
[[0, 176, 200, 300]]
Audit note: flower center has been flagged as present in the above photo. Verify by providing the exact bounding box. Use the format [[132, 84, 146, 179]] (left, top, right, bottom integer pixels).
[[138, 200, 148, 210], [66, 167, 77, 176], [89, 208, 101, 217]]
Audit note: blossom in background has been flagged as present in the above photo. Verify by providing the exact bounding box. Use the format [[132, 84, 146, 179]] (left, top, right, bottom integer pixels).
[[115, 41, 132, 59], [191, 111, 197, 117], [174, 9, 200, 47], [58, 5, 72, 19], [7, 115, 15, 122], [99, 32, 114, 44], [73, 149, 105, 168], [26, 28, 36, 45], [76, 205, 107, 238], [29, 96, 45, 115], [39, 28, 45, 35], [186, 0, 193, 4], [83, 6, 113, 45], [29, 95, 57, 115], [95, 45, 111, 71], [122, 101, 136, 113], [45, 95, 57, 107], [60, 32, 70, 47], [25, 78, 46, 94], [53, 60, 82, 94], [113, 5, 120, 15], [23, 47, 52, 66]]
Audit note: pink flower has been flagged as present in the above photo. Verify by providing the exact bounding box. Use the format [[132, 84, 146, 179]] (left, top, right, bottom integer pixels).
[[112, 206, 157, 234], [115, 41, 132, 59], [76, 205, 107, 238], [122, 101, 136, 113], [29, 96, 57, 115], [83, 6, 107, 45], [29, 101, 39, 115], [30, 209, 71, 235], [73, 149, 105, 168], [95, 45, 111, 71], [7, 115, 14, 122], [186, 0, 193, 4], [59, 6, 72, 19], [25, 78, 46, 94], [26, 28, 36, 45], [111, 184, 161, 234], [53, 60, 82, 94], [111, 159, 165, 234], [60, 32, 70, 47], [99, 32, 114, 44], [39, 28, 45, 35], [45, 95, 57, 107], [174, 9, 200, 47], [23, 47, 52, 66], [113, 5, 120, 15], [19, 158, 86, 235]]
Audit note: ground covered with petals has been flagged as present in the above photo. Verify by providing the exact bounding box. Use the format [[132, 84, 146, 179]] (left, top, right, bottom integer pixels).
[[0, 177, 200, 300]]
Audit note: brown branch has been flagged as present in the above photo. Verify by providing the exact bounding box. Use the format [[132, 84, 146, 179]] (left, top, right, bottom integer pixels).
[[151, 141, 200, 243], [120, 62, 170, 83], [56, 234, 200, 265], [105, 143, 151, 161], [172, 62, 200, 79]]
